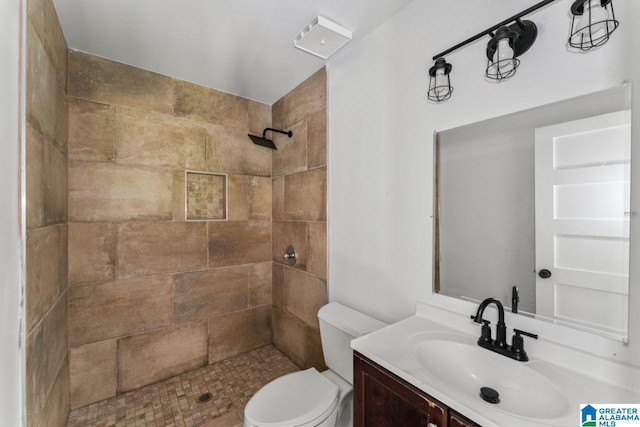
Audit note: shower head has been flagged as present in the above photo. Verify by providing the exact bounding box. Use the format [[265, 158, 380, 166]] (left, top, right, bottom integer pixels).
[[248, 128, 293, 150]]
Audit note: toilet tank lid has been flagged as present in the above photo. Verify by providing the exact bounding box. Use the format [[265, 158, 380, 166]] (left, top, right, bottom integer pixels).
[[318, 302, 387, 338]]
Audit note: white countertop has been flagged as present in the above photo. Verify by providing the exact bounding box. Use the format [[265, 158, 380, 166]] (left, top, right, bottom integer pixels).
[[351, 301, 640, 427]]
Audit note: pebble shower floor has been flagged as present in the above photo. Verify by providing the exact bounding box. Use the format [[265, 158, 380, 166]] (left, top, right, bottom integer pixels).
[[66, 346, 298, 427]]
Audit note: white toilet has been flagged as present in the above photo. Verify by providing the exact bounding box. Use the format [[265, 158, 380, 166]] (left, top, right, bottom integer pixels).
[[243, 302, 387, 427]]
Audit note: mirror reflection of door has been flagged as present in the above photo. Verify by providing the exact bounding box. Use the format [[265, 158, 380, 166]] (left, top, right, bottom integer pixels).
[[534, 111, 631, 337]]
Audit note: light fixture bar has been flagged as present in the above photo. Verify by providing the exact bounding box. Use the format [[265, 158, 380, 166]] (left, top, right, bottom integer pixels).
[[432, 0, 559, 60]]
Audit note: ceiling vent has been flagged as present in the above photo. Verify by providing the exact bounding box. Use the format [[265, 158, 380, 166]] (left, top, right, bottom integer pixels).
[[294, 16, 353, 59]]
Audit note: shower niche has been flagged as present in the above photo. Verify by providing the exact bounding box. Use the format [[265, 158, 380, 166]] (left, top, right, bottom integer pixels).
[[185, 171, 228, 221]]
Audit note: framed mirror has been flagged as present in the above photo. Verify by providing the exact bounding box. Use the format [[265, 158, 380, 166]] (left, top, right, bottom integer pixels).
[[433, 85, 632, 341]]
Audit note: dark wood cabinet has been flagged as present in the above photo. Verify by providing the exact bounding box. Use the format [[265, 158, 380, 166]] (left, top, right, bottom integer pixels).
[[354, 352, 481, 427]]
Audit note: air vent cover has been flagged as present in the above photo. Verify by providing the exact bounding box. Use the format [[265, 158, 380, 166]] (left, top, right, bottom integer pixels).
[[294, 16, 352, 59]]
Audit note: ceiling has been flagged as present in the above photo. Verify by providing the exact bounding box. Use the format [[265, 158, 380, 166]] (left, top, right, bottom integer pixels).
[[52, 0, 416, 105]]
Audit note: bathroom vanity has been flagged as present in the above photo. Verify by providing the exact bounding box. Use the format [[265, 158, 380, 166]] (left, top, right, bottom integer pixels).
[[354, 352, 478, 427], [351, 301, 640, 427]]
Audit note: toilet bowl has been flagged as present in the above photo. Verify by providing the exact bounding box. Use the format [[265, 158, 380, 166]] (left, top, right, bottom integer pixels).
[[243, 302, 386, 427]]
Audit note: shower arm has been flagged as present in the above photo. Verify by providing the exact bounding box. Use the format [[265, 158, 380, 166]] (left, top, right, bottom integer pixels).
[[262, 128, 293, 138]]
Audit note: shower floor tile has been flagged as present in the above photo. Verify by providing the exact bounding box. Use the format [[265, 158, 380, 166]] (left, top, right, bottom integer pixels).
[[66, 345, 299, 427]]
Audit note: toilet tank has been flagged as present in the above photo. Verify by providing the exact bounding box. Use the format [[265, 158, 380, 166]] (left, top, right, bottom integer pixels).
[[318, 302, 387, 384]]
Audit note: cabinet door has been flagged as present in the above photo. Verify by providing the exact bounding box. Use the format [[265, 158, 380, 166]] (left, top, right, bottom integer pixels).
[[450, 410, 481, 427], [354, 353, 448, 427]]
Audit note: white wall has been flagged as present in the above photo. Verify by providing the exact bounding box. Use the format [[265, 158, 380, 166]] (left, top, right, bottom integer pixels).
[[327, 0, 636, 343], [0, 0, 25, 424]]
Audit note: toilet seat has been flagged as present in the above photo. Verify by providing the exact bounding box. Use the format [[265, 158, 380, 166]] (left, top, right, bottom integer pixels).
[[244, 368, 340, 427]]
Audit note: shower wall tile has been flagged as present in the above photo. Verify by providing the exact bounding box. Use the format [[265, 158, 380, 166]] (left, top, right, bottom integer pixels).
[[174, 79, 248, 131], [172, 170, 186, 222], [284, 167, 327, 221], [68, 222, 115, 285], [208, 305, 271, 364], [26, 225, 65, 331], [39, 357, 70, 427], [272, 176, 285, 221], [117, 222, 208, 277], [227, 174, 249, 221], [43, 141, 68, 225], [283, 68, 326, 128], [208, 221, 271, 268], [272, 120, 307, 177], [272, 221, 307, 270], [307, 222, 327, 279], [26, 124, 45, 229], [26, 23, 68, 155], [206, 124, 271, 176], [271, 68, 327, 371], [117, 321, 208, 392], [69, 275, 172, 346], [115, 108, 206, 170], [248, 100, 272, 135], [68, 98, 116, 162], [284, 267, 326, 330], [26, 1, 69, 424], [248, 176, 272, 220], [272, 308, 307, 368], [248, 262, 272, 307], [173, 267, 248, 324], [272, 263, 285, 310], [69, 340, 117, 409], [307, 109, 327, 168], [68, 50, 175, 115], [69, 161, 173, 222]]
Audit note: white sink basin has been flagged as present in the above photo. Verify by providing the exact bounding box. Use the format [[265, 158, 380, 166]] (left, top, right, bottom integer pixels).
[[413, 332, 571, 419]]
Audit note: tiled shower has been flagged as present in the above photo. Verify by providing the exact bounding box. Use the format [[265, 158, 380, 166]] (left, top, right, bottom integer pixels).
[[25, 0, 328, 424]]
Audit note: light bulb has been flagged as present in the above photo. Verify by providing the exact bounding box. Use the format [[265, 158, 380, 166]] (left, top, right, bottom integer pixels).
[[577, 0, 609, 38], [493, 38, 515, 75], [434, 68, 449, 98]]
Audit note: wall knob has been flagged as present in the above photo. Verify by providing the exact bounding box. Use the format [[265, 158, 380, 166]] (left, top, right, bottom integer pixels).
[[283, 245, 297, 265], [538, 269, 552, 279]]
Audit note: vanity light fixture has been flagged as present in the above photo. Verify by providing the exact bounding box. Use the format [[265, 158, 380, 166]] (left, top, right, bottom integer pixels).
[[568, 0, 619, 51], [427, 0, 621, 103], [427, 57, 453, 102]]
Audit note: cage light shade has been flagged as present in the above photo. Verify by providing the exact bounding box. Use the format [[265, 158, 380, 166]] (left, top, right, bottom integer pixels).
[[569, 0, 619, 51], [486, 27, 520, 81], [428, 58, 453, 103]]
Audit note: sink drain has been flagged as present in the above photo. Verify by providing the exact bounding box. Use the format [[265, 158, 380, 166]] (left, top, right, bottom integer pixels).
[[196, 392, 213, 404], [480, 387, 500, 404]]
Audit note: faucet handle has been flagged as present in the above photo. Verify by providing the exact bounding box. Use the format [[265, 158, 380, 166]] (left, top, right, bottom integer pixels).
[[514, 329, 538, 340]]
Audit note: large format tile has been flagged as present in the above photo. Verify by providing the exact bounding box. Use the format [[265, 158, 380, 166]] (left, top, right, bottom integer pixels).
[[117, 222, 208, 277], [26, 225, 64, 331], [284, 268, 326, 330], [115, 108, 206, 170], [272, 263, 285, 310], [69, 340, 117, 409], [248, 262, 272, 307], [284, 167, 326, 221], [39, 356, 70, 427], [283, 68, 326, 128], [208, 306, 272, 364], [68, 98, 116, 162], [43, 141, 68, 226], [248, 177, 271, 220], [69, 275, 172, 346], [69, 161, 173, 222], [307, 222, 327, 279], [248, 100, 271, 135], [208, 221, 271, 268], [272, 221, 307, 270], [118, 322, 208, 392], [26, 124, 44, 229], [68, 222, 115, 285], [42, 0, 67, 91], [174, 79, 248, 130], [272, 120, 307, 177], [307, 109, 327, 168], [173, 267, 248, 324], [272, 308, 325, 370], [68, 50, 175, 114], [272, 176, 284, 221], [206, 125, 271, 177]]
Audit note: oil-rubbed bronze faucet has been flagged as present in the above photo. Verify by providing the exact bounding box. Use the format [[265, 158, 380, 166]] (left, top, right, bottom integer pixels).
[[471, 297, 538, 362]]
